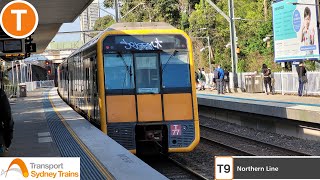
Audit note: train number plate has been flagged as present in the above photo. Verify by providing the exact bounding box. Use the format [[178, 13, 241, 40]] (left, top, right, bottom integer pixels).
[[170, 124, 182, 136]]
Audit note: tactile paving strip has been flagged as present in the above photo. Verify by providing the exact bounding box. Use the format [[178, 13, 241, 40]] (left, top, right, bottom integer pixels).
[[42, 91, 108, 180]]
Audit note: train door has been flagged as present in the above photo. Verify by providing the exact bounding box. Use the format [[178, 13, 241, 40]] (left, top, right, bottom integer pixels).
[[92, 58, 100, 124], [86, 57, 94, 121], [134, 52, 168, 154], [84, 59, 90, 118], [69, 71, 73, 105], [134, 53, 163, 123]]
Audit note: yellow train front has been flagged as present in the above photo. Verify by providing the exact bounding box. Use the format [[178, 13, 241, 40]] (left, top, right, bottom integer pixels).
[[57, 22, 200, 154]]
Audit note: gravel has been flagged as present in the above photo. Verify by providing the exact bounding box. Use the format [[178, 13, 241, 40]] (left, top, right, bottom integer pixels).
[[168, 112, 320, 180], [170, 129, 248, 179], [170, 143, 220, 179], [200, 115, 320, 155]]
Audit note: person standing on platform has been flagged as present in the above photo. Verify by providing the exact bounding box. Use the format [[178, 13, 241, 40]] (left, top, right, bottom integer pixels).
[[195, 71, 199, 88], [261, 64, 273, 95], [296, 61, 307, 96], [224, 67, 231, 93], [197, 68, 205, 90], [199, 68, 206, 90], [216, 65, 225, 94], [0, 88, 14, 156]]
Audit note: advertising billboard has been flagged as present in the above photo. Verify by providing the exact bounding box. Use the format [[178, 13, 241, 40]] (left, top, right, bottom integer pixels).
[[272, 0, 320, 62]]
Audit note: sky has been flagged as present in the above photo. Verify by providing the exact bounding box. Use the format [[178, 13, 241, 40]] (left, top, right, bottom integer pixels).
[[52, 0, 115, 42]]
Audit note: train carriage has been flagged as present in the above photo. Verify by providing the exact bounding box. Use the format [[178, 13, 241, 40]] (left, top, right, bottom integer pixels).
[[58, 22, 200, 154]]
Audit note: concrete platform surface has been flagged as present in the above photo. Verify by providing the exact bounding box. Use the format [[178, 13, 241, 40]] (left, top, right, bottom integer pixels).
[[48, 88, 167, 180], [6, 88, 167, 180], [198, 89, 320, 106], [8, 88, 60, 157]]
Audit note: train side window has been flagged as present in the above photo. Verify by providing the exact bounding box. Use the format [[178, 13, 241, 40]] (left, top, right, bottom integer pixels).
[[135, 53, 160, 94], [104, 53, 135, 94], [161, 51, 191, 93]]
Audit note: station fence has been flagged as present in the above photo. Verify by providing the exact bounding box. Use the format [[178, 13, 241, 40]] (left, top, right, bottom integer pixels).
[[204, 71, 320, 96], [3, 80, 55, 98], [25, 80, 55, 91], [3, 85, 18, 98]]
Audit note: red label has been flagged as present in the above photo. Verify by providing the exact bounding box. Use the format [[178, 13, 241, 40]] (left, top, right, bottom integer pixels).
[[170, 124, 182, 136]]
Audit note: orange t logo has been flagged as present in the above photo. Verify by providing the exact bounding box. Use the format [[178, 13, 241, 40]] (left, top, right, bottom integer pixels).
[[0, 0, 39, 39]]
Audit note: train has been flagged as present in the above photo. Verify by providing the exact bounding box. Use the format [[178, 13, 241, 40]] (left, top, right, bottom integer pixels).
[[57, 22, 200, 154]]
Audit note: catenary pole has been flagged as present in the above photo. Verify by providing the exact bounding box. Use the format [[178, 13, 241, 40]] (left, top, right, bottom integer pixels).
[[228, 0, 239, 90], [205, 0, 239, 90], [115, 0, 119, 22]]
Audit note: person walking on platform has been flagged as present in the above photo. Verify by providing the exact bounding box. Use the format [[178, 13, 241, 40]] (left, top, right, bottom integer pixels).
[[261, 64, 273, 95], [296, 61, 307, 96], [0, 88, 14, 156], [216, 65, 225, 94]]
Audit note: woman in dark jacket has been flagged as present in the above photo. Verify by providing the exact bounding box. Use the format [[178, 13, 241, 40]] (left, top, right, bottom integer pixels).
[[296, 62, 307, 96], [261, 64, 273, 95], [224, 68, 231, 93]]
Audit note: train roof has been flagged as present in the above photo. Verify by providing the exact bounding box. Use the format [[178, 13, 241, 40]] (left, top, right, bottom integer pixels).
[[106, 22, 176, 31], [68, 22, 179, 58]]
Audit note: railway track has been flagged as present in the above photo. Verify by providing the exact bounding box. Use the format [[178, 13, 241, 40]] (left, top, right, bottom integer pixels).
[[200, 124, 311, 156], [200, 136, 253, 155], [142, 155, 208, 180]]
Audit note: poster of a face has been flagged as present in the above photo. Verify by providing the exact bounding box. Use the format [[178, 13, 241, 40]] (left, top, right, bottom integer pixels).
[[272, 0, 320, 62]]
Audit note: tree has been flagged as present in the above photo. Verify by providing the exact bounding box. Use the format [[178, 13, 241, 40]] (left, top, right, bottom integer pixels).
[[189, 0, 231, 70], [114, 0, 181, 27], [93, 15, 115, 31], [97, 0, 281, 72], [104, 0, 113, 8]]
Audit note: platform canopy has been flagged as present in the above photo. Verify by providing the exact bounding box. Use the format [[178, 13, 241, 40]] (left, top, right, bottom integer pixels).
[[0, 0, 94, 53]]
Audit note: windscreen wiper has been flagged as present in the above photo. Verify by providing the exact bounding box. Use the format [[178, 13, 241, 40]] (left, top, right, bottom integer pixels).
[[117, 52, 132, 76], [117, 52, 133, 94], [162, 50, 178, 73]]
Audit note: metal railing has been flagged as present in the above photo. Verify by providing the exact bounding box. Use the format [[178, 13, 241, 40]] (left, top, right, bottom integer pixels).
[[204, 71, 320, 96], [3, 80, 55, 98], [3, 85, 18, 98], [35, 80, 55, 89], [273, 72, 320, 96]]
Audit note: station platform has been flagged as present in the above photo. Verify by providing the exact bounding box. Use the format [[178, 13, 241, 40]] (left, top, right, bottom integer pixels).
[[197, 90, 320, 124], [8, 88, 166, 180]]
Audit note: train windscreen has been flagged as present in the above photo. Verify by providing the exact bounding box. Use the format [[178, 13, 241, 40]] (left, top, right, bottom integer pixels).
[[103, 34, 191, 94]]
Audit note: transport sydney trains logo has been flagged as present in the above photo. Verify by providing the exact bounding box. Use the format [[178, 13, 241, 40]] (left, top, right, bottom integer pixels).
[[0, 158, 29, 178], [120, 38, 163, 50]]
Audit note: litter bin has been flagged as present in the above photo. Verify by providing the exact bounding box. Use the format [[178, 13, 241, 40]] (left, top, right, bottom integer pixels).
[[245, 75, 264, 93], [245, 75, 255, 93], [19, 84, 27, 97]]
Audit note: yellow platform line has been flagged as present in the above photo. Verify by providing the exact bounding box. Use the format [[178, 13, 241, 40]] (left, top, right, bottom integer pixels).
[[48, 91, 115, 180]]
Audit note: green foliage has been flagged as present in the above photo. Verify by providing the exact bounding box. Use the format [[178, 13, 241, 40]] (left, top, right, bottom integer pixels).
[[119, 0, 181, 27], [305, 61, 316, 71], [97, 0, 286, 72], [104, 0, 113, 8], [180, 12, 189, 31], [93, 15, 115, 31]]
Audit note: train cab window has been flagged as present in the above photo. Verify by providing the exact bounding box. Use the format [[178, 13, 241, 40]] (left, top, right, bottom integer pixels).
[[135, 53, 160, 94], [104, 53, 135, 94], [161, 51, 191, 93]]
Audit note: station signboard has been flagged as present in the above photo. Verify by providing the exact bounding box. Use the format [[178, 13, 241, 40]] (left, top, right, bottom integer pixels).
[[272, 0, 320, 62]]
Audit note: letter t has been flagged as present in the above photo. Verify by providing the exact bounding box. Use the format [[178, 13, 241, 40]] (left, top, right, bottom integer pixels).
[[11, 10, 27, 31]]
